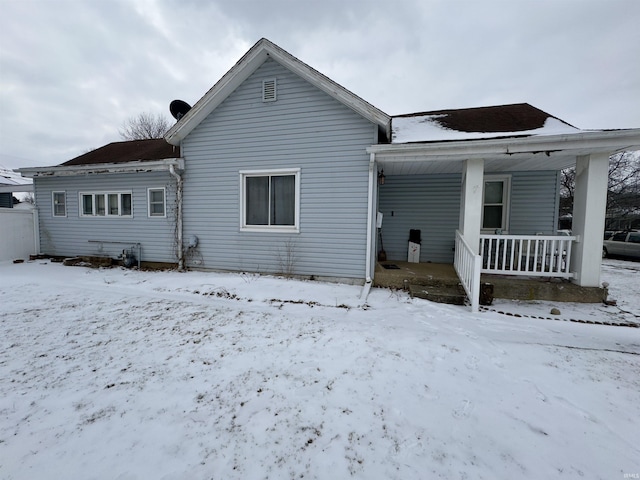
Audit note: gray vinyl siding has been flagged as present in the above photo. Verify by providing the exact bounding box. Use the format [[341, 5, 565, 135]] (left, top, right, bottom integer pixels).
[[181, 58, 376, 280], [509, 170, 560, 235], [378, 174, 461, 263], [378, 170, 561, 263], [33, 172, 177, 263]]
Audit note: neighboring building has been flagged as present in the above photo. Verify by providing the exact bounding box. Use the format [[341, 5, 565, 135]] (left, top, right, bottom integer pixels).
[[1, 166, 33, 208], [18, 39, 640, 309]]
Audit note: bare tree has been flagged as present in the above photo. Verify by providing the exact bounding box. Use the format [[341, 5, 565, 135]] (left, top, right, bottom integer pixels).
[[560, 150, 640, 229], [119, 112, 170, 140]]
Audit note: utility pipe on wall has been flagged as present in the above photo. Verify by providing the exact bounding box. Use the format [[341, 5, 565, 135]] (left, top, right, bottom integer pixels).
[[169, 164, 184, 270], [361, 153, 376, 300]]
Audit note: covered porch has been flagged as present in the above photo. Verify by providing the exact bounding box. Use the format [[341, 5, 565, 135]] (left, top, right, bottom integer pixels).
[[368, 127, 640, 311]]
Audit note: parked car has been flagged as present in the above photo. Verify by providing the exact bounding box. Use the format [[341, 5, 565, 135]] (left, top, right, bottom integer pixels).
[[603, 230, 640, 260]]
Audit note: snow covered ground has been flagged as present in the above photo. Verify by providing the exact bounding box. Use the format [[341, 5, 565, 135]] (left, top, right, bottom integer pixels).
[[1, 259, 639, 480]]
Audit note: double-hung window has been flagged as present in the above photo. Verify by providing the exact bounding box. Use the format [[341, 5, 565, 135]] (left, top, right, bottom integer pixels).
[[80, 192, 132, 217], [52, 191, 66, 217], [240, 169, 299, 232], [148, 188, 166, 217], [482, 176, 510, 232]]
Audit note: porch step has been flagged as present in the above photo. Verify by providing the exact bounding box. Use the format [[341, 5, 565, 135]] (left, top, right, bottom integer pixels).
[[409, 283, 467, 305]]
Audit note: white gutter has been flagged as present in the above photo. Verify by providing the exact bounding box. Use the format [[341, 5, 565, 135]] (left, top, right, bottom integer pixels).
[[367, 128, 640, 160], [360, 153, 376, 300], [169, 164, 184, 270], [17, 158, 185, 178]]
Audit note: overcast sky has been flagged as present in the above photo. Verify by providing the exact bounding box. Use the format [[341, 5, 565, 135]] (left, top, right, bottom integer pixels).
[[1, 0, 639, 170]]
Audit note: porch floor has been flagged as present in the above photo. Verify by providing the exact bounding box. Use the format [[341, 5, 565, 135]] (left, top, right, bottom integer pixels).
[[374, 261, 605, 303]]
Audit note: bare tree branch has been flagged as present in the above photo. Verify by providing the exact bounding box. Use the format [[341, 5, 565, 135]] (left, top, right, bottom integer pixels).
[[119, 112, 170, 140], [560, 150, 640, 229]]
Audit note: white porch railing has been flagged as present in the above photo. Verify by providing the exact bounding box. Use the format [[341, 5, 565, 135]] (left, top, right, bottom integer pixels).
[[479, 234, 576, 278], [454, 230, 482, 312]]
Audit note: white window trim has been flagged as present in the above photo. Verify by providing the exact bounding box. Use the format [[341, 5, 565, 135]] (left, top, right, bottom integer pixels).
[[239, 168, 300, 233], [79, 191, 133, 218], [481, 175, 511, 233], [52, 191, 66, 217], [147, 187, 166, 218]]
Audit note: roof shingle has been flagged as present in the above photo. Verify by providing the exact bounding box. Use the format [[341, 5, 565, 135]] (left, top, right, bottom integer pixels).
[[394, 103, 574, 134], [61, 139, 179, 166]]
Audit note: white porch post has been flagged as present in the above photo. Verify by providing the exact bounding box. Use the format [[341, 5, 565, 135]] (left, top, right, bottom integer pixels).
[[570, 153, 609, 287], [459, 158, 484, 254]]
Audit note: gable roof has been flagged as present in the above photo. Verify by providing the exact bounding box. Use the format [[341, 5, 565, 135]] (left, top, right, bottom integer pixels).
[[165, 38, 391, 145], [62, 139, 179, 166], [391, 103, 580, 143]]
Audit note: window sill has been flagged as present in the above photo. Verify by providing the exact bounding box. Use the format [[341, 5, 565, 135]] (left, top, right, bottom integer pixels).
[[241, 226, 299, 234]]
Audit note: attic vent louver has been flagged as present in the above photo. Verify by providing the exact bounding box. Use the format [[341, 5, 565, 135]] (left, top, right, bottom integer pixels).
[[262, 78, 276, 102]]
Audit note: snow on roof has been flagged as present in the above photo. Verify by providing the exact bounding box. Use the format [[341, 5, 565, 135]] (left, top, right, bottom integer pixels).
[[0, 165, 32, 186], [391, 103, 581, 144]]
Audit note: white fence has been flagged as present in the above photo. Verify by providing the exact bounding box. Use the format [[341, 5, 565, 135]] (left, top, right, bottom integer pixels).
[[454, 230, 481, 312], [0, 208, 39, 262], [479, 234, 575, 278]]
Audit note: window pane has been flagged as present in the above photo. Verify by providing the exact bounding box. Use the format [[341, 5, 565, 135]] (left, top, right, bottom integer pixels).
[[150, 190, 163, 203], [108, 194, 119, 215], [483, 205, 503, 229], [82, 195, 93, 215], [96, 194, 105, 216], [121, 194, 132, 216], [246, 176, 269, 225], [149, 190, 163, 216], [270, 175, 295, 226], [53, 193, 65, 216], [484, 181, 503, 204]]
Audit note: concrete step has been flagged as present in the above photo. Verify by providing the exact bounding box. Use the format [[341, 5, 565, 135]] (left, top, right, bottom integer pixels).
[[409, 284, 467, 305]]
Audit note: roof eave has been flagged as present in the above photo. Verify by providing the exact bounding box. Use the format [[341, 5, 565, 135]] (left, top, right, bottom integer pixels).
[[17, 158, 184, 178], [165, 38, 390, 146], [368, 129, 640, 161]]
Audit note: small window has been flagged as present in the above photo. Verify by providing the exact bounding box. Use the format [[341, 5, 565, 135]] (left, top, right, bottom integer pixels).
[[482, 176, 511, 231], [82, 194, 94, 216], [121, 194, 132, 216], [80, 192, 132, 217], [148, 188, 166, 217], [628, 233, 640, 244], [241, 169, 299, 232], [262, 78, 277, 102], [108, 194, 119, 215], [52, 191, 66, 217]]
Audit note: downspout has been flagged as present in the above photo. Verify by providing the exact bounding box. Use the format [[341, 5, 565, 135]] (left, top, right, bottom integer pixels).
[[169, 164, 184, 270], [360, 153, 376, 300]]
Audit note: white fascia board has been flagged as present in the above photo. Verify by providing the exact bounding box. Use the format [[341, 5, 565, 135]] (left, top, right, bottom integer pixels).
[[164, 46, 270, 146], [17, 158, 184, 178], [263, 41, 390, 134], [165, 39, 391, 146], [368, 129, 640, 161]]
